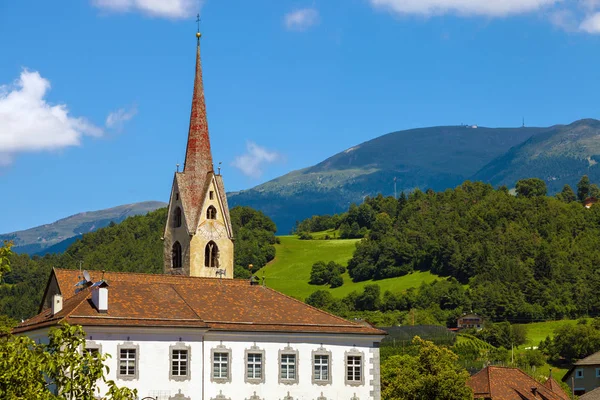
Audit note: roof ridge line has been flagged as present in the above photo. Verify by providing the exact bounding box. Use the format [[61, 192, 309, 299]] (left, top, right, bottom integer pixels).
[[170, 284, 205, 321], [261, 285, 384, 333], [54, 268, 249, 282]]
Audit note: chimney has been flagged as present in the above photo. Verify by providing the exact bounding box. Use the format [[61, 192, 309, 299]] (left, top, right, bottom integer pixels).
[[92, 282, 109, 313], [52, 294, 63, 315]]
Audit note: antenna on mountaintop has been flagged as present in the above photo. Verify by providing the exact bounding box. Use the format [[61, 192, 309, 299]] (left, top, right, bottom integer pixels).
[[522, 117, 525, 128], [394, 177, 397, 199]]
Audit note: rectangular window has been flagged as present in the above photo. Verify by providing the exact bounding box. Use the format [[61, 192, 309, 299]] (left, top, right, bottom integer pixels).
[[314, 355, 329, 381], [209, 191, 214, 200], [213, 352, 229, 379], [280, 354, 296, 380], [247, 353, 263, 380], [576, 369, 584, 379], [596, 368, 600, 378], [119, 348, 136, 376], [85, 348, 100, 356], [347, 355, 362, 382], [171, 349, 188, 377]]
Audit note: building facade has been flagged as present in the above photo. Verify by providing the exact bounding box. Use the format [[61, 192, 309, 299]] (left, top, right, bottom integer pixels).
[[15, 32, 385, 400]]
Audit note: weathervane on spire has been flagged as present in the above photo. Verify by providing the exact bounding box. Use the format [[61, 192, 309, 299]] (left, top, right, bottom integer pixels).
[[196, 13, 202, 42]]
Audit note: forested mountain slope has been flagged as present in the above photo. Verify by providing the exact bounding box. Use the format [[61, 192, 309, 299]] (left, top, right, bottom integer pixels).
[[229, 125, 547, 232]]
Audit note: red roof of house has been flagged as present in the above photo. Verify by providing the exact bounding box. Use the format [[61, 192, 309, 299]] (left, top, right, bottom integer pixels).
[[468, 366, 570, 400], [15, 268, 385, 336]]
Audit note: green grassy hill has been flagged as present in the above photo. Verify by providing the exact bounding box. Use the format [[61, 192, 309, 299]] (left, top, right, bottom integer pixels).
[[262, 235, 440, 300]]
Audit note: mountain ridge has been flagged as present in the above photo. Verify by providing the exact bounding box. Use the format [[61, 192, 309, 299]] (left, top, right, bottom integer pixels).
[[1, 201, 167, 255]]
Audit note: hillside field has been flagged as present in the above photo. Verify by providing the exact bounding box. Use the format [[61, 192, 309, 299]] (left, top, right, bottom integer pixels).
[[262, 235, 440, 300]]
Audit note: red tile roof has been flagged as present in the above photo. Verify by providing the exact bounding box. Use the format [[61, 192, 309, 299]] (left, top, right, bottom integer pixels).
[[468, 366, 570, 400], [15, 269, 385, 336]]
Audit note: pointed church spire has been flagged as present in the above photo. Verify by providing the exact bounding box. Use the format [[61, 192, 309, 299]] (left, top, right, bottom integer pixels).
[[183, 23, 213, 175]]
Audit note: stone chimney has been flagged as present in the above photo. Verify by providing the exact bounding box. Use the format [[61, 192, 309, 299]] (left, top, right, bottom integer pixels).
[[92, 282, 109, 313], [51, 294, 63, 315]]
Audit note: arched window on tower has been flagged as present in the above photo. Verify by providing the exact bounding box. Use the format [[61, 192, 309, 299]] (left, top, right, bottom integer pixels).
[[172, 241, 182, 269], [207, 206, 217, 220], [174, 207, 182, 228], [205, 241, 219, 268]]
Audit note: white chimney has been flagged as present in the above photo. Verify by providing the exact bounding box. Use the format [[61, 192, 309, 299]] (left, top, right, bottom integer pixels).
[[92, 284, 109, 313], [52, 294, 63, 315]]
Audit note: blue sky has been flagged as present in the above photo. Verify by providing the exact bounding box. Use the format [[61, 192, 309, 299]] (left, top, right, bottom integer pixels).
[[1, 0, 600, 233]]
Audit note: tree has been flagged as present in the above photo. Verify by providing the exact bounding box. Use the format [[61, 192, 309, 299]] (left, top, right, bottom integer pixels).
[[557, 184, 576, 203], [515, 178, 547, 198], [578, 175, 591, 201], [0, 323, 137, 399], [0, 240, 12, 282], [381, 336, 473, 400]]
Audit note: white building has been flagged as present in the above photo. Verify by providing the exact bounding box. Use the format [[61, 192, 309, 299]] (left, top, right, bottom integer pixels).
[[15, 29, 385, 400], [16, 269, 384, 400]]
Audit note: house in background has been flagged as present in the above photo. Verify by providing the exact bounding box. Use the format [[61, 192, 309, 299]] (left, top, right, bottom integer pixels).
[[457, 314, 485, 330], [584, 197, 599, 208], [468, 366, 570, 400], [563, 350, 600, 396]]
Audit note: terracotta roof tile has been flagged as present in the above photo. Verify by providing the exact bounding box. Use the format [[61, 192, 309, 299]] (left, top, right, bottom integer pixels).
[[15, 269, 385, 336], [581, 387, 600, 399], [468, 366, 567, 400]]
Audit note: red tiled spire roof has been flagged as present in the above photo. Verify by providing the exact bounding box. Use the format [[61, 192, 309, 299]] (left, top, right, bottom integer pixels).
[[183, 39, 213, 176]]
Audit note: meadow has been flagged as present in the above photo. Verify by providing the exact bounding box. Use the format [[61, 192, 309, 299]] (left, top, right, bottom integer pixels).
[[262, 235, 440, 300]]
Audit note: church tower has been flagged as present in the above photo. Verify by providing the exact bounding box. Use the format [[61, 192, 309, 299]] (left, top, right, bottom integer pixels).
[[163, 30, 234, 278]]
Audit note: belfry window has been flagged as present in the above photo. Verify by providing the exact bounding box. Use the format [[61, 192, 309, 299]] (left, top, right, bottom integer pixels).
[[205, 241, 219, 268], [207, 205, 217, 220], [174, 207, 182, 228], [172, 241, 182, 269]]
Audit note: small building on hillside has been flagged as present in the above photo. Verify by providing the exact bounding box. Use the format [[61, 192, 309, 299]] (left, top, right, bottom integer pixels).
[[468, 366, 570, 400], [563, 350, 600, 396], [457, 314, 485, 330], [584, 197, 599, 209]]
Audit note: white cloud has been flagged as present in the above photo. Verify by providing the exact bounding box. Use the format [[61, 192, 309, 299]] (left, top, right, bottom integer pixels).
[[284, 8, 320, 31], [548, 9, 579, 31], [106, 105, 137, 130], [369, 0, 560, 17], [92, 0, 197, 19], [0, 70, 102, 165], [580, 12, 600, 32], [232, 142, 280, 178]]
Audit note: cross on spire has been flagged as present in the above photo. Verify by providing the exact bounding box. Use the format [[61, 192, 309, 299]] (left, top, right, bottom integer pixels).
[[196, 13, 202, 42]]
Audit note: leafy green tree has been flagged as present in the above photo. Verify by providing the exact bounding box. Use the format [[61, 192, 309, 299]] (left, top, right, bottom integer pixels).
[[556, 184, 576, 203], [541, 323, 600, 362], [0, 323, 137, 399], [591, 184, 600, 199], [0, 240, 12, 282], [476, 322, 527, 349], [578, 175, 591, 201], [381, 336, 473, 400], [515, 178, 547, 198]]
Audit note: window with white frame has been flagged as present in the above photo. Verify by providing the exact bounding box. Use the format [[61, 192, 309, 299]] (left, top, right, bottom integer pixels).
[[213, 352, 229, 379], [312, 347, 332, 386], [169, 343, 191, 381], [117, 342, 139, 381], [314, 355, 329, 380], [576, 368, 584, 379], [346, 355, 362, 383], [247, 353, 263, 379], [279, 346, 299, 385], [245, 345, 265, 384], [281, 354, 296, 380]]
